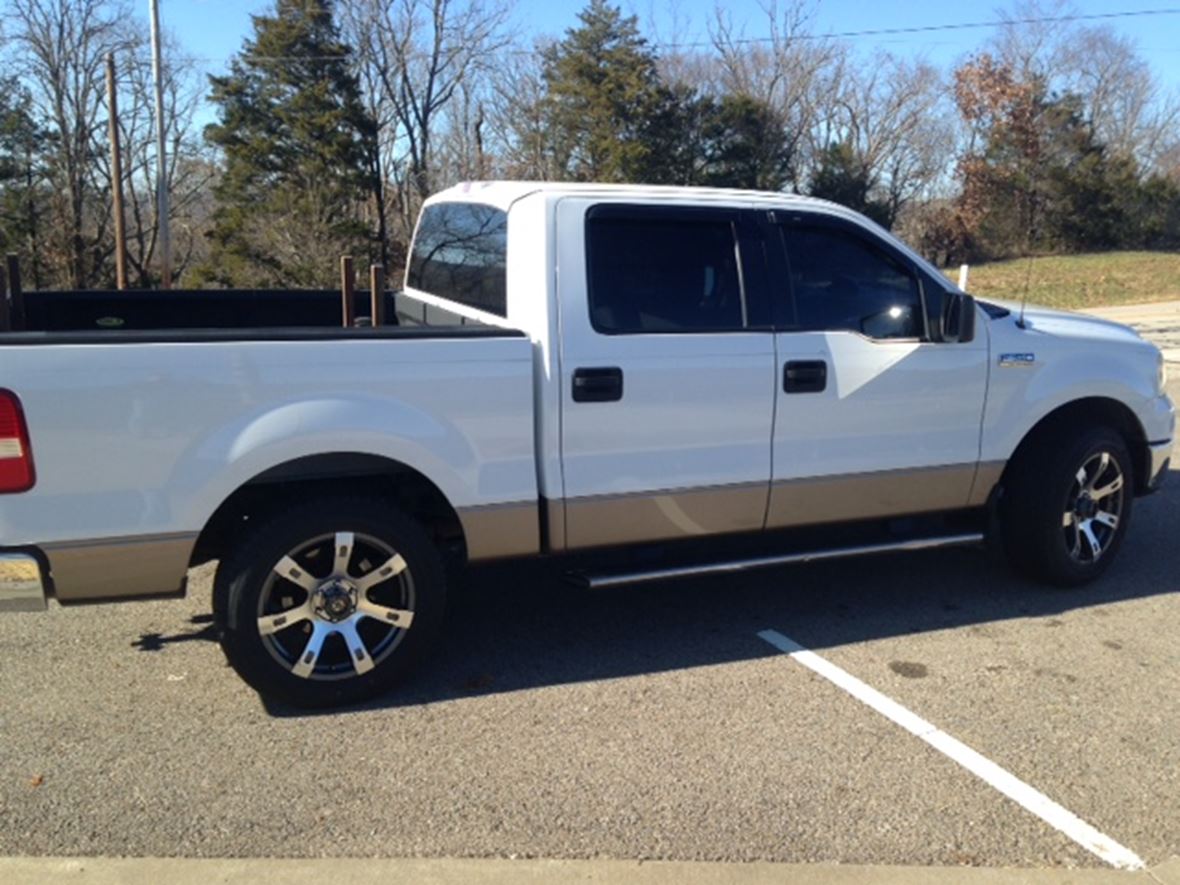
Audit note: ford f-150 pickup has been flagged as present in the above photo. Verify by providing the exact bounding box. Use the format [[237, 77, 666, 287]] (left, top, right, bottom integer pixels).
[[0, 182, 1173, 707]]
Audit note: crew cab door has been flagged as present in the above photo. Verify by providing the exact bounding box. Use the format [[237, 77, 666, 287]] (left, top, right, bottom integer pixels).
[[555, 199, 776, 550], [765, 211, 989, 527]]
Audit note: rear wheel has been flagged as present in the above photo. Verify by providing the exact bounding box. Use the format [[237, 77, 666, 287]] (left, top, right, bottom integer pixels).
[[1001, 425, 1133, 586], [214, 498, 447, 708]]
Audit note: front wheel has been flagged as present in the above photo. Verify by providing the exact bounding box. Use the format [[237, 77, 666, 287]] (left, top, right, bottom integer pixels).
[[1001, 425, 1133, 586], [213, 498, 447, 708]]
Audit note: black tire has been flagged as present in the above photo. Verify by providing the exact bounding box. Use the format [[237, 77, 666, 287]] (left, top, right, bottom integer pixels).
[[213, 497, 447, 708], [1001, 424, 1133, 586]]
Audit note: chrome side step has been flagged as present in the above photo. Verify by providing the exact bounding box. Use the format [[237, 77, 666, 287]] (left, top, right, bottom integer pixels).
[[574, 532, 985, 590]]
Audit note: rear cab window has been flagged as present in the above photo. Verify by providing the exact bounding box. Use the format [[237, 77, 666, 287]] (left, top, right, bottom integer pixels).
[[407, 202, 508, 318]]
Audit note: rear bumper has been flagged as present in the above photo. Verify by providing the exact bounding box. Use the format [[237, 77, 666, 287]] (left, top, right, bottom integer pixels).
[[0, 532, 194, 609], [1146, 440, 1172, 492], [0, 553, 48, 612]]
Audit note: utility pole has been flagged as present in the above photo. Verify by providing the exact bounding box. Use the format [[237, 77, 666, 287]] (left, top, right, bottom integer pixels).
[[106, 53, 128, 290], [149, 0, 172, 289]]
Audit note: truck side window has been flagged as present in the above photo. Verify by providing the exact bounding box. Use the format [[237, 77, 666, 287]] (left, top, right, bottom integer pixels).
[[408, 202, 508, 317], [586, 212, 746, 334], [781, 226, 923, 340]]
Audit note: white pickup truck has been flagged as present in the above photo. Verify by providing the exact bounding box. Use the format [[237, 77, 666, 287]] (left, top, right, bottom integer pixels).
[[0, 182, 1173, 707]]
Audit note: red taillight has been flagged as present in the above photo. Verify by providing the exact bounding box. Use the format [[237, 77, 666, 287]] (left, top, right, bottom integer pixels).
[[0, 390, 34, 493]]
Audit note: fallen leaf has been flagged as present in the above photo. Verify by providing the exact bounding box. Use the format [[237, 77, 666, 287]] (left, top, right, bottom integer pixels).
[[29, 774, 43, 788]]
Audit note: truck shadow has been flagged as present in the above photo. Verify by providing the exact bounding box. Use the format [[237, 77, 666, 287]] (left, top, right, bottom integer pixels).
[[130, 614, 218, 652], [259, 472, 1180, 718]]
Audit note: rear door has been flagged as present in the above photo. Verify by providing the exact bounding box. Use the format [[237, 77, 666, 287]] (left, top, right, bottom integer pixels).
[[765, 211, 990, 528], [555, 199, 777, 550]]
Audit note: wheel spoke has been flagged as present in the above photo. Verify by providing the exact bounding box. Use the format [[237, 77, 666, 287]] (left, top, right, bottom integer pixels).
[[1075, 466, 1088, 487], [1080, 521, 1103, 559], [257, 603, 312, 636], [339, 620, 375, 675], [1086, 453, 1110, 491], [1094, 511, 1119, 530], [357, 597, 414, 628], [333, 532, 355, 577], [273, 555, 319, 592], [291, 622, 329, 679], [1092, 475, 1124, 500], [355, 554, 407, 592]]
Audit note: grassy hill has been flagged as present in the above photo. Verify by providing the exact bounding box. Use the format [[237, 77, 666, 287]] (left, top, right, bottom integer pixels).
[[943, 251, 1180, 310]]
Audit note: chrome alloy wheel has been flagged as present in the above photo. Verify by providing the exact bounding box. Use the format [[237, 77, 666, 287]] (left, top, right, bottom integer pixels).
[[256, 531, 415, 680], [1062, 451, 1125, 564]]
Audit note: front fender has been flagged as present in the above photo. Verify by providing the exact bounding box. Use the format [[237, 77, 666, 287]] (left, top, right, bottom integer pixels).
[[981, 343, 1161, 464]]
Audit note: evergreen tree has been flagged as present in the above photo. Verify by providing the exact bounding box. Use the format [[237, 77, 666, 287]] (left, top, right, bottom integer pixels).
[[950, 54, 1177, 257], [809, 141, 893, 228], [0, 81, 45, 277], [700, 95, 792, 191], [202, 0, 376, 287], [540, 0, 667, 183]]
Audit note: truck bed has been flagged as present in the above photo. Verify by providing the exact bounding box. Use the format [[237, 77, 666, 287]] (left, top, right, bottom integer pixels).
[[11, 287, 490, 336], [0, 290, 539, 603]]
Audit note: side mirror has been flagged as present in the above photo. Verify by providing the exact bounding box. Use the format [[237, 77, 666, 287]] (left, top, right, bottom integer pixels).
[[941, 291, 976, 344]]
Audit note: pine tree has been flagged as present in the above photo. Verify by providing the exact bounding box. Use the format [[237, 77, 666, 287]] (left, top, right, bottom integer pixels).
[[540, 0, 667, 183], [0, 81, 45, 279], [809, 141, 893, 228], [700, 95, 792, 191], [202, 0, 376, 287]]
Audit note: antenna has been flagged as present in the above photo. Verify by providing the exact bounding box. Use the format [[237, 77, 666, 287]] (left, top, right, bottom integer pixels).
[[1017, 175, 1041, 330], [1018, 250, 1033, 329]]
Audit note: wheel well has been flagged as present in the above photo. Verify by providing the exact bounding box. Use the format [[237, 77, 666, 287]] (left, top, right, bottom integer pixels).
[[190, 453, 467, 567], [1002, 397, 1149, 493]]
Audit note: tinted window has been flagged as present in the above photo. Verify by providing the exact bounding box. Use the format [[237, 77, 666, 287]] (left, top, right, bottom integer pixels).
[[407, 202, 507, 317], [781, 227, 923, 340], [586, 212, 746, 333]]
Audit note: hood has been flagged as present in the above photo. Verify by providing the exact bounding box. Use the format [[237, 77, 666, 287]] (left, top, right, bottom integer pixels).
[[987, 300, 1146, 348]]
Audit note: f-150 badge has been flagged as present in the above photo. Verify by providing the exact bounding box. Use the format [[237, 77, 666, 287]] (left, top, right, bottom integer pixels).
[[999, 353, 1036, 367]]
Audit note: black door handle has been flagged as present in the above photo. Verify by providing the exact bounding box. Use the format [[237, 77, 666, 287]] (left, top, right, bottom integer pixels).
[[784, 360, 827, 393], [572, 367, 624, 403]]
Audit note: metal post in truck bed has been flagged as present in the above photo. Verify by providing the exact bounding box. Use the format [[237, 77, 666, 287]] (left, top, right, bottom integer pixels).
[[5, 255, 22, 331], [340, 255, 355, 327], [370, 265, 385, 327], [0, 264, 8, 332]]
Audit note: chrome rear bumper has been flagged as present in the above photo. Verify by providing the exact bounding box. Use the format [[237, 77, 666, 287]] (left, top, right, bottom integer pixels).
[[0, 553, 48, 612]]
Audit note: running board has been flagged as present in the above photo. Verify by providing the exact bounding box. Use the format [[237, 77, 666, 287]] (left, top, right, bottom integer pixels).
[[572, 532, 985, 590]]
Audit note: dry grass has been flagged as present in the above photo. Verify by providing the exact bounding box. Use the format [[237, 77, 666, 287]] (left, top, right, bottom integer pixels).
[[943, 251, 1180, 310]]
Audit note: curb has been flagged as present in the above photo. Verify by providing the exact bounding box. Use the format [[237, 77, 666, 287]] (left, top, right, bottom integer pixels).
[[2, 857, 1178, 885]]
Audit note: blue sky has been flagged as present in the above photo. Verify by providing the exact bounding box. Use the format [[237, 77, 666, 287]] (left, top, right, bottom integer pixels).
[[139, 0, 1180, 90]]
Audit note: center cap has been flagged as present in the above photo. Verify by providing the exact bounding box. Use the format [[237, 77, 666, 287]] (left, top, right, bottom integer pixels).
[[314, 580, 358, 622], [1076, 495, 1097, 520]]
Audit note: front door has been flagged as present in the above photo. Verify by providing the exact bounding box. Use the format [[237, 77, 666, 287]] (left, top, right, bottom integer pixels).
[[765, 213, 990, 528]]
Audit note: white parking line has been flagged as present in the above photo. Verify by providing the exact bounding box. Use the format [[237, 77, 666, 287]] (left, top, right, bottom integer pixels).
[[757, 629, 1145, 871]]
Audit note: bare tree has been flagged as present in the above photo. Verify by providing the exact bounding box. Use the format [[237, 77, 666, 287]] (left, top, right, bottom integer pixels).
[[6, 0, 128, 287], [341, 0, 512, 255], [990, 0, 1076, 84], [709, 0, 839, 190], [829, 54, 957, 220], [1061, 27, 1180, 174], [478, 39, 554, 180], [109, 28, 210, 285], [989, 0, 1180, 176]]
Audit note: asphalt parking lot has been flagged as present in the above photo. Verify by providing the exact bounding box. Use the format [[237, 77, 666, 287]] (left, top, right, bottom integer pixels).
[[1, 395, 1177, 872]]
